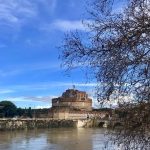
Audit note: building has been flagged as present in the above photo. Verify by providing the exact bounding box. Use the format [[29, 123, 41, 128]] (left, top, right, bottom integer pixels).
[[49, 89, 109, 120], [52, 89, 92, 111]]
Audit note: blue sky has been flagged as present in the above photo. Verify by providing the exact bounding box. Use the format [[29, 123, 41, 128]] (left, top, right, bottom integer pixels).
[[0, 0, 99, 108]]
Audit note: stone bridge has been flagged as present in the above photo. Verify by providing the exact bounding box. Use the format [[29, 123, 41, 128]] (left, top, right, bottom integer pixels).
[[0, 118, 123, 130], [76, 118, 123, 128]]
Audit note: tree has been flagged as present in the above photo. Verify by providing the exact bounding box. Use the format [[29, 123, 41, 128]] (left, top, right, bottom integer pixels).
[[27, 107, 32, 118], [61, 0, 150, 149], [17, 108, 25, 117], [0, 101, 17, 118]]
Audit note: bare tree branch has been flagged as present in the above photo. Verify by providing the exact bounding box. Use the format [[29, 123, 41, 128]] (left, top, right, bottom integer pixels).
[[60, 0, 150, 148]]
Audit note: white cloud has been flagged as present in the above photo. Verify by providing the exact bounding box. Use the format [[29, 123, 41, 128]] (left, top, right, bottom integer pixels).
[[0, 0, 58, 30], [53, 20, 85, 31], [0, 0, 37, 27], [23, 96, 56, 102], [6, 95, 56, 103], [6, 97, 31, 102], [0, 61, 61, 77], [0, 89, 14, 94], [3, 96, 53, 108], [0, 82, 97, 93], [0, 69, 21, 77], [35, 105, 50, 109], [41, 20, 90, 32]]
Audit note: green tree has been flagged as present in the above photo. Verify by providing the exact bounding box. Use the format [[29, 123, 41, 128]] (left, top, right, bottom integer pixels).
[[0, 101, 17, 118], [17, 108, 25, 117], [27, 107, 32, 118]]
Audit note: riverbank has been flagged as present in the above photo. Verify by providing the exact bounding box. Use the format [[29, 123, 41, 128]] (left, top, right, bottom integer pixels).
[[0, 118, 119, 130], [0, 118, 77, 130]]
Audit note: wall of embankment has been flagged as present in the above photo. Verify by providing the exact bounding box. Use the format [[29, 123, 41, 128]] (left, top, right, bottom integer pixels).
[[0, 119, 77, 130], [0, 118, 111, 130]]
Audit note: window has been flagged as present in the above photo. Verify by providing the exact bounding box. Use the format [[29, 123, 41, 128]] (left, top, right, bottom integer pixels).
[[81, 97, 85, 100]]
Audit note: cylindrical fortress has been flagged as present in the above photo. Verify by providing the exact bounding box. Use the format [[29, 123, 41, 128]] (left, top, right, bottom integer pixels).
[[52, 89, 92, 111]]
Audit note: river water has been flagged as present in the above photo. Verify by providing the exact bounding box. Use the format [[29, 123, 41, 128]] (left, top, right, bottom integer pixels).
[[0, 128, 117, 150]]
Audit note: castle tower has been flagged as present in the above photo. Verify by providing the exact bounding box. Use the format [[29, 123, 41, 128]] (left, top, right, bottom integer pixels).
[[52, 89, 92, 111]]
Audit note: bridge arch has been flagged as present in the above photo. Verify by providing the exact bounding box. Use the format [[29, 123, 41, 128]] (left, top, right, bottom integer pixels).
[[98, 122, 105, 127]]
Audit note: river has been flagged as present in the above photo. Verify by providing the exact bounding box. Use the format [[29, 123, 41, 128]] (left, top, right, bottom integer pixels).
[[0, 128, 118, 150]]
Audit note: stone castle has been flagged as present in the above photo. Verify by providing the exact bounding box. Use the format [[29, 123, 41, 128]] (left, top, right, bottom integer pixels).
[[49, 89, 108, 119], [52, 89, 92, 111]]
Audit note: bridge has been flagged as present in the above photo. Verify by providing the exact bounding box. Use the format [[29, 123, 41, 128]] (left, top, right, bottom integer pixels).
[[0, 117, 123, 129], [76, 118, 123, 128]]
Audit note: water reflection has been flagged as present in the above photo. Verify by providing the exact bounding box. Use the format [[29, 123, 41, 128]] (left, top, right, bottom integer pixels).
[[0, 128, 116, 150]]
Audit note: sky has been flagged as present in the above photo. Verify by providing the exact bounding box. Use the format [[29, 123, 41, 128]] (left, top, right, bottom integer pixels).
[[0, 0, 126, 109], [0, 0, 100, 108]]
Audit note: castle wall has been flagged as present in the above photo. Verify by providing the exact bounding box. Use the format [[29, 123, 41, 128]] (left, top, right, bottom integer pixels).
[[53, 112, 69, 119], [51, 89, 94, 119], [52, 112, 88, 120], [68, 113, 87, 119], [50, 107, 110, 120], [52, 101, 92, 111], [52, 112, 108, 120]]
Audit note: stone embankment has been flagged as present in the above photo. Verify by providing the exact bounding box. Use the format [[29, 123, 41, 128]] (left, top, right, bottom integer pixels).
[[0, 118, 76, 130], [0, 118, 120, 130]]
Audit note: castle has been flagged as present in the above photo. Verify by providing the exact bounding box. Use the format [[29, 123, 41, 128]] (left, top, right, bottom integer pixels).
[[52, 89, 92, 111], [49, 89, 108, 119]]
